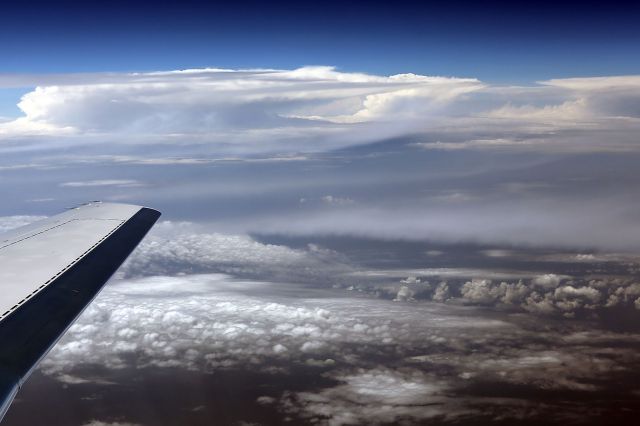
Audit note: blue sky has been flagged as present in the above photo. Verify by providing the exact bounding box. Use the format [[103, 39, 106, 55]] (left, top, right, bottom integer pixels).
[[1, 1, 638, 117], [0, 2, 637, 118], [0, 1, 638, 80]]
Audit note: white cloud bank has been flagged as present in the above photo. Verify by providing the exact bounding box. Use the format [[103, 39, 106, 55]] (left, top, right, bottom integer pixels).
[[0, 67, 483, 153], [118, 220, 350, 281], [39, 273, 510, 375], [2, 67, 639, 154]]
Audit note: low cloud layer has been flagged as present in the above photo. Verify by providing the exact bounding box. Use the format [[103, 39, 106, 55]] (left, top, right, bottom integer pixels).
[[119, 221, 350, 283], [115, 223, 640, 319], [39, 272, 640, 425], [2, 214, 639, 424]]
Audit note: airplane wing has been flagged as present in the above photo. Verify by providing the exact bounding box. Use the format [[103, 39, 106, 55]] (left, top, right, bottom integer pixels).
[[0, 202, 160, 421]]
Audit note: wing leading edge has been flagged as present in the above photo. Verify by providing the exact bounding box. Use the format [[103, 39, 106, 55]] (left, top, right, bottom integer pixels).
[[0, 202, 160, 421]]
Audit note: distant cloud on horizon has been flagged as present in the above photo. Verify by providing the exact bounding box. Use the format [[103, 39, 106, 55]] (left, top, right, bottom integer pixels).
[[1, 66, 639, 155], [2, 66, 640, 251]]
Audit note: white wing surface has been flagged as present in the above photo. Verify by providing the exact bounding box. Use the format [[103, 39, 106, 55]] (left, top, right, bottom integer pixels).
[[0, 202, 160, 421]]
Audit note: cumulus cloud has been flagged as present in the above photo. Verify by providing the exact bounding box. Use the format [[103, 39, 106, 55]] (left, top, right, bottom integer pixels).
[[604, 282, 640, 309], [532, 274, 563, 289], [43, 274, 335, 373], [460, 279, 526, 305], [41, 273, 510, 376], [350, 261, 640, 317], [432, 281, 450, 302], [456, 275, 640, 317], [280, 368, 463, 425], [393, 285, 415, 302]]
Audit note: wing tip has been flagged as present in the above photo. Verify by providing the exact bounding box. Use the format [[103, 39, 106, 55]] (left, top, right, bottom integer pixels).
[[139, 206, 162, 223]]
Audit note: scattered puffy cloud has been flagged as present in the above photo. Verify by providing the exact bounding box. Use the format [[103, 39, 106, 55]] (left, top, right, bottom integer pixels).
[[532, 273, 563, 289], [461, 279, 521, 305], [280, 368, 464, 425], [393, 285, 415, 302], [40, 272, 510, 376], [456, 275, 640, 317], [349, 261, 640, 318], [432, 281, 450, 302], [604, 282, 640, 308]]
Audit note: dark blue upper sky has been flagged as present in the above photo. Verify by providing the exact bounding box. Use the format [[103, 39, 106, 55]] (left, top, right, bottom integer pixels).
[[0, 1, 639, 82]]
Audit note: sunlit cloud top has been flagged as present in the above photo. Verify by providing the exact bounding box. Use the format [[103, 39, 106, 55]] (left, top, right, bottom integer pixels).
[[1, 67, 640, 156]]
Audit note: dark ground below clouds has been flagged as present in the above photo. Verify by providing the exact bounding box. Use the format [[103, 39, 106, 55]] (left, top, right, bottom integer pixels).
[[6, 364, 640, 426], [4, 366, 337, 426]]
